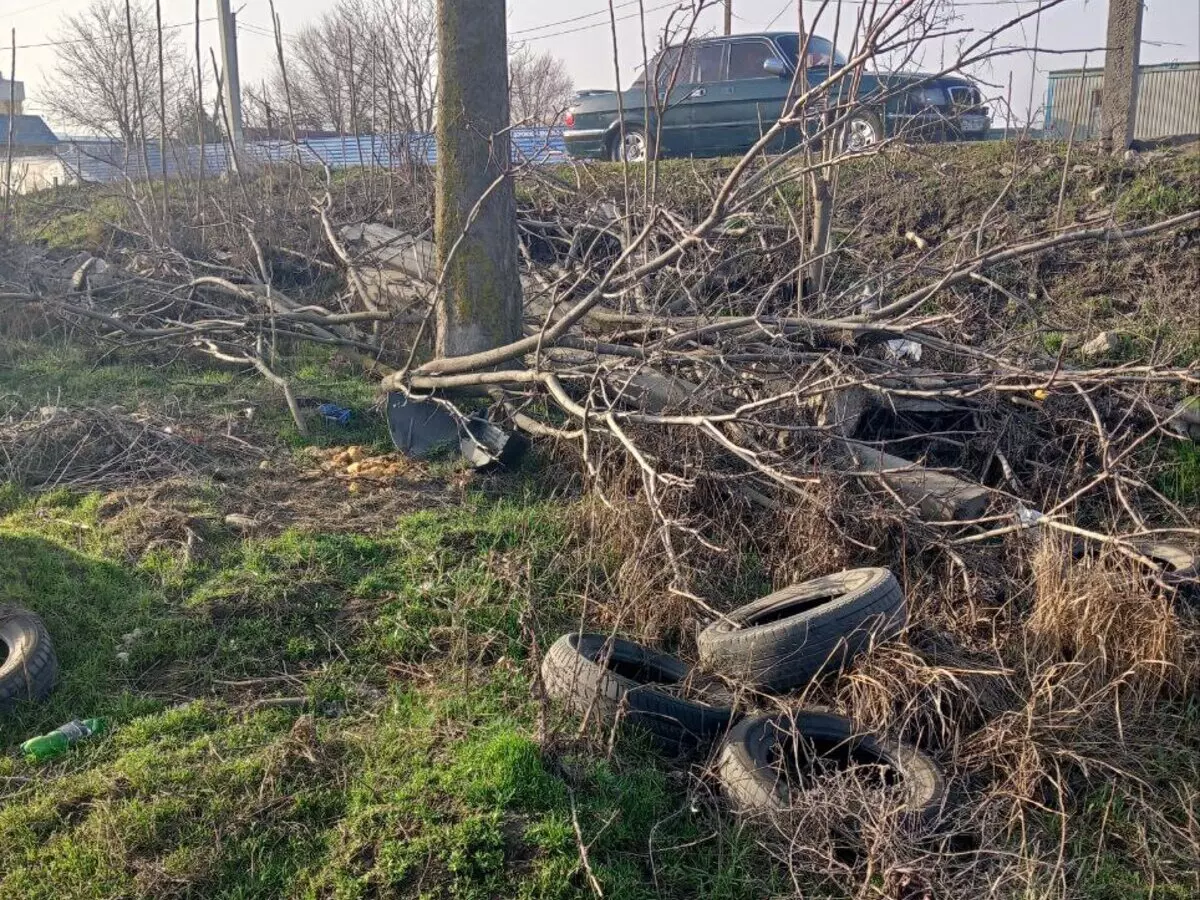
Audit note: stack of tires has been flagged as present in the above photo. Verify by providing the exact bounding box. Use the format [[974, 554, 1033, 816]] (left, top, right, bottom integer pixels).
[[542, 568, 948, 825]]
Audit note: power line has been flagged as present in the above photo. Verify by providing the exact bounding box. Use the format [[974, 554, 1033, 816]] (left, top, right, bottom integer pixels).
[[518, 0, 1091, 44], [764, 0, 793, 30], [0, 17, 218, 53], [6, 1, 1179, 60], [511, 0, 645, 36], [525, 0, 682, 42], [238, 21, 295, 42]]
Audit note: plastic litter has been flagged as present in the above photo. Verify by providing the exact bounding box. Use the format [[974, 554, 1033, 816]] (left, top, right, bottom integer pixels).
[[460, 416, 530, 470], [1017, 505, 1045, 527], [318, 403, 353, 427], [885, 339, 923, 362], [21, 718, 107, 763], [386, 393, 528, 469], [386, 393, 460, 457]]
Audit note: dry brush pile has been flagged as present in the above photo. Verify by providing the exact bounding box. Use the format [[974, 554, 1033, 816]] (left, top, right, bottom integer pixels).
[[3, 114, 1200, 900]]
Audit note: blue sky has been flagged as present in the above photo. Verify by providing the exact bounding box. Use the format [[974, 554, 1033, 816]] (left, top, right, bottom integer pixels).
[[4, 0, 1197, 131]]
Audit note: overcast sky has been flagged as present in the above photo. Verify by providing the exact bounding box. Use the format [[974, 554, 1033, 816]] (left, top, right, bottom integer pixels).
[[3, 0, 1197, 134]]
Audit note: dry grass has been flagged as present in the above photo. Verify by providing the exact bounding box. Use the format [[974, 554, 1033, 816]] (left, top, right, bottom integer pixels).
[[555, 455, 1200, 898], [0, 405, 261, 491]]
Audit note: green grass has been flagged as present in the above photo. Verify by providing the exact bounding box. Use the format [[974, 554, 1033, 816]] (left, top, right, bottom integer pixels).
[[1115, 153, 1200, 220], [0, 481, 783, 899], [10, 190, 133, 251], [1159, 440, 1200, 507], [1069, 784, 1198, 900], [0, 340, 391, 452]]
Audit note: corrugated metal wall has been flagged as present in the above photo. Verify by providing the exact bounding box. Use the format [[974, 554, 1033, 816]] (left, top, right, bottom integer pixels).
[[1047, 71, 1103, 140], [1047, 63, 1200, 141], [52, 128, 568, 188], [1137, 66, 1200, 139]]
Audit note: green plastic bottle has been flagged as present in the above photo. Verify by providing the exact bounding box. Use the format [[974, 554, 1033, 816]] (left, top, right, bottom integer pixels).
[[20, 719, 107, 762]]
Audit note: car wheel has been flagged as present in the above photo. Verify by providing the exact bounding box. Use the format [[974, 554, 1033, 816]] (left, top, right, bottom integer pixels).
[[611, 126, 653, 163], [696, 568, 905, 693], [717, 710, 950, 830], [540, 632, 734, 752], [843, 112, 883, 152]]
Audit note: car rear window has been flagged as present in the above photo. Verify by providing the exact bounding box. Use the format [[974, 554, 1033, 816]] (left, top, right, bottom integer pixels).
[[728, 41, 779, 80]]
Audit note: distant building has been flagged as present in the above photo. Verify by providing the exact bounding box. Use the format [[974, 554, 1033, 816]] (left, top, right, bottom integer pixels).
[[0, 114, 59, 155], [0, 76, 23, 116], [0, 103, 63, 195], [1046, 62, 1200, 142], [0, 74, 60, 157]]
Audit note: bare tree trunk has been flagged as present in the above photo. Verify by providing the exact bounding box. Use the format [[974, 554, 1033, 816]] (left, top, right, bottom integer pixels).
[[808, 168, 832, 295], [434, 0, 523, 359]]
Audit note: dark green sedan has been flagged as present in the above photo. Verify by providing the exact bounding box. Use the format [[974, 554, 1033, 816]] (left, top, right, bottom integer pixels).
[[563, 32, 990, 161]]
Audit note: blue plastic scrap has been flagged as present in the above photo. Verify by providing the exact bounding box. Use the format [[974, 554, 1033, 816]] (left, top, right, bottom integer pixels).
[[318, 403, 353, 426]]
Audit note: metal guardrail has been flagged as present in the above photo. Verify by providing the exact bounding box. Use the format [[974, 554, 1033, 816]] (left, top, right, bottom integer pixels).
[[54, 128, 569, 185]]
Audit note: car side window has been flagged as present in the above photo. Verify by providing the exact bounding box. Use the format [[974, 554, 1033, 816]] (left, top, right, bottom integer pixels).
[[651, 45, 701, 89], [652, 47, 682, 89], [677, 46, 698, 83], [727, 41, 779, 80], [805, 37, 834, 69], [695, 43, 725, 83]]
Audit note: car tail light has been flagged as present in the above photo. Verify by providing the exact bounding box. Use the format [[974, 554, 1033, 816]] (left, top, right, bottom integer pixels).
[[564, 110, 575, 128]]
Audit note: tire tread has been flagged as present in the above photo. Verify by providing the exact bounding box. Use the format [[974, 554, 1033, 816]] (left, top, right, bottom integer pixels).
[[0, 605, 59, 710]]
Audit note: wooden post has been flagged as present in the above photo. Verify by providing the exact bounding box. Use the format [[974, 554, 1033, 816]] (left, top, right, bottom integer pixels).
[[216, 0, 245, 166], [1099, 0, 1143, 151], [434, 0, 523, 358]]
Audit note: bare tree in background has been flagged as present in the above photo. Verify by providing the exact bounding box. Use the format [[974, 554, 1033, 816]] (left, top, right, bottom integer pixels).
[[259, 0, 570, 135], [268, 0, 436, 135], [43, 0, 186, 144], [508, 46, 574, 126], [376, 0, 438, 134]]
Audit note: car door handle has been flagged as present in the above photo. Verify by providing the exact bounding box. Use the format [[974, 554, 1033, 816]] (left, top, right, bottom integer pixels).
[[685, 88, 706, 100]]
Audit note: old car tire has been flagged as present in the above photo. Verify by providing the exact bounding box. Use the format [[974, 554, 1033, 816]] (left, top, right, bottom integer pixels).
[[718, 710, 947, 828], [843, 111, 884, 151], [541, 632, 733, 751], [0, 605, 59, 712], [1069, 539, 1199, 603], [610, 125, 654, 163], [1130, 540, 1199, 601], [697, 568, 905, 693]]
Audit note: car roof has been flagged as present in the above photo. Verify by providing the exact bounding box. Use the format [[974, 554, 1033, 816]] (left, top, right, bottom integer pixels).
[[659, 31, 827, 49]]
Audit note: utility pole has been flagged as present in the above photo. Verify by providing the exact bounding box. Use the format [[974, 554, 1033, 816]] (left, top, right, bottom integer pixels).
[[724, 0, 732, 36], [216, 0, 245, 162], [433, 0, 522, 358], [1099, 0, 1143, 152]]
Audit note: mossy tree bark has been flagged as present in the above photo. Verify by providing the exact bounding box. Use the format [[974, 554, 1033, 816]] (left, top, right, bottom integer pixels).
[[434, 0, 523, 359]]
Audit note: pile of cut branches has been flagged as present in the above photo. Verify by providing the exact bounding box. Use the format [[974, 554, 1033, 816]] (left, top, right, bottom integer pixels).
[[0, 405, 259, 491]]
